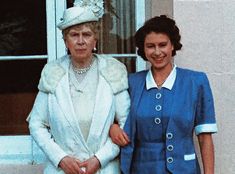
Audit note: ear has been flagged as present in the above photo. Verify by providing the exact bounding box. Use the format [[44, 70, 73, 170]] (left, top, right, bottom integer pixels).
[[93, 39, 97, 48]]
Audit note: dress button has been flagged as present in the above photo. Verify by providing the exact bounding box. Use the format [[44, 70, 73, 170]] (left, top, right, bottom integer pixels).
[[154, 117, 161, 124], [167, 157, 174, 163], [156, 93, 162, 99], [167, 145, 174, 151], [155, 105, 162, 111], [166, 133, 173, 139]]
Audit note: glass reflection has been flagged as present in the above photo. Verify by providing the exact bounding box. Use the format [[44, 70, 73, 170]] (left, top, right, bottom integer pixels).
[[0, 0, 46, 56]]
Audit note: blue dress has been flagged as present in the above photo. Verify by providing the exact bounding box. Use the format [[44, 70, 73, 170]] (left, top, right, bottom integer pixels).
[[121, 67, 217, 174]]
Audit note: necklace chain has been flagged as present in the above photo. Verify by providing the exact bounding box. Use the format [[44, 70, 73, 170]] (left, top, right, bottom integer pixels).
[[72, 58, 94, 74], [157, 80, 166, 87], [155, 64, 174, 87]]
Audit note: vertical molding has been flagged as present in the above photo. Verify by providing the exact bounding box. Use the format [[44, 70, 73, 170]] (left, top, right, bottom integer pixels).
[[55, 0, 67, 59], [135, 0, 147, 71], [46, 0, 57, 62], [145, 0, 152, 20]]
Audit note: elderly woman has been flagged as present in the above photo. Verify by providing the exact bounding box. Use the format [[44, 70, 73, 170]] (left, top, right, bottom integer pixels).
[[110, 15, 217, 174], [28, 5, 130, 174]]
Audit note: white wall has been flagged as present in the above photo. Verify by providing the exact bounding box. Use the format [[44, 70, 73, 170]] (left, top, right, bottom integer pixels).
[[173, 0, 235, 173]]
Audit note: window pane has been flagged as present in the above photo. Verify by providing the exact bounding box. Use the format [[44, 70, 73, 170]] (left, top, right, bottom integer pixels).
[[100, 0, 136, 54], [66, 0, 136, 54], [114, 57, 136, 73], [0, 0, 47, 56], [0, 60, 46, 135]]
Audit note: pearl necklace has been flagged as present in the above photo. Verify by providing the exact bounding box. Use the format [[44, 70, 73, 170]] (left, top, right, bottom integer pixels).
[[72, 58, 94, 74]]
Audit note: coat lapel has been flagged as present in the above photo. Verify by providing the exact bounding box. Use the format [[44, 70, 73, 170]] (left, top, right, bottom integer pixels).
[[130, 71, 148, 112], [86, 74, 113, 145], [54, 58, 89, 150], [53, 56, 116, 151]]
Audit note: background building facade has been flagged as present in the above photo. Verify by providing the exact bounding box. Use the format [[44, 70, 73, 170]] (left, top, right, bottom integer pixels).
[[0, 0, 234, 173]]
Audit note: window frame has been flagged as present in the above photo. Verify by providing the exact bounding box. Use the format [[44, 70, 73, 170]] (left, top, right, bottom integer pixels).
[[0, 0, 146, 164]]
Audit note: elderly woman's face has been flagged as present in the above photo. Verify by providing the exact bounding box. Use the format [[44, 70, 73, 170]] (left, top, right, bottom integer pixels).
[[64, 24, 97, 61], [144, 32, 174, 71]]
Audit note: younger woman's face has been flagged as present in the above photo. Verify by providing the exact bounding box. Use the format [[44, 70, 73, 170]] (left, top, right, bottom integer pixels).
[[144, 32, 174, 71]]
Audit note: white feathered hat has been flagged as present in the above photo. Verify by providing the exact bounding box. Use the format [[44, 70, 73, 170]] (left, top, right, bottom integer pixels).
[[57, 0, 104, 30]]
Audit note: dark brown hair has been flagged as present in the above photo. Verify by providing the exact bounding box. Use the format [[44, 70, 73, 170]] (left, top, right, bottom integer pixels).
[[135, 15, 182, 61]]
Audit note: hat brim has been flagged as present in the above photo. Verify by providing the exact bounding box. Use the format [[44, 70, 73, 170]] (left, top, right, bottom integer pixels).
[[57, 6, 99, 30], [57, 16, 99, 30]]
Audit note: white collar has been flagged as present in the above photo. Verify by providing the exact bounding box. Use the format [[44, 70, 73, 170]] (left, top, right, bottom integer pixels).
[[146, 65, 177, 90]]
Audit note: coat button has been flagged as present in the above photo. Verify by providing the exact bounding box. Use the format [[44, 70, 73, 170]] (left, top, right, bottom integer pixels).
[[155, 105, 162, 111], [167, 157, 174, 163], [154, 117, 161, 124], [156, 93, 162, 99], [167, 145, 174, 151], [166, 133, 173, 139]]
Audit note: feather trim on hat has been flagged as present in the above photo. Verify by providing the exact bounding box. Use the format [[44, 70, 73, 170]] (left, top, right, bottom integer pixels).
[[74, 0, 104, 18]]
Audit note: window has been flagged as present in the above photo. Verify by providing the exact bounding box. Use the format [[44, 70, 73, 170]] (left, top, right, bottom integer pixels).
[[0, 0, 47, 57], [0, 0, 146, 164], [0, 0, 47, 135]]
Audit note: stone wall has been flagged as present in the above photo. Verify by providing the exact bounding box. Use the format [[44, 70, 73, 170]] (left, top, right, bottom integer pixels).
[[173, 0, 235, 173]]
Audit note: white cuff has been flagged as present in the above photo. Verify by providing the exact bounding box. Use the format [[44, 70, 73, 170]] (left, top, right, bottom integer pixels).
[[195, 123, 218, 135]]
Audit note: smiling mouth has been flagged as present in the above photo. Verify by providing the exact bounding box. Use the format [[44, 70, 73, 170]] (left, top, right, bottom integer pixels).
[[154, 57, 164, 61]]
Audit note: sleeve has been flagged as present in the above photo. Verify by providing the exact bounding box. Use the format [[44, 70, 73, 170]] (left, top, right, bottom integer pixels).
[[194, 73, 218, 135], [94, 137, 120, 168], [114, 89, 130, 129], [28, 91, 68, 167], [120, 111, 136, 174], [120, 75, 135, 174], [120, 72, 145, 174], [95, 89, 130, 168]]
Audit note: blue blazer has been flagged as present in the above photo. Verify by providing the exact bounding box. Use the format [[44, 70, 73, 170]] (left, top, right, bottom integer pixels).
[[121, 67, 217, 174]]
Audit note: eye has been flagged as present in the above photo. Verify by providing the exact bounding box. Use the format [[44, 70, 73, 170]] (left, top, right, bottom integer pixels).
[[83, 32, 93, 37], [72, 33, 78, 37], [69, 32, 78, 37], [159, 42, 168, 47], [145, 44, 155, 48]]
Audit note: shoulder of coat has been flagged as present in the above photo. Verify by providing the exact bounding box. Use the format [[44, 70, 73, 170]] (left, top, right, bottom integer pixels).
[[38, 56, 67, 93], [97, 54, 129, 94]]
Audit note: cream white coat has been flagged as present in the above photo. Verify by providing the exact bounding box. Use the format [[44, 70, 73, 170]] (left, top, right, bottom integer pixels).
[[28, 54, 130, 174]]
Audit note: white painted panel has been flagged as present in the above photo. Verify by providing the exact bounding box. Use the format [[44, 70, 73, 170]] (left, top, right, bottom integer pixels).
[[56, 0, 67, 59], [0, 136, 32, 164], [135, 0, 147, 71], [0, 55, 47, 61], [46, 0, 57, 62], [0, 164, 44, 174]]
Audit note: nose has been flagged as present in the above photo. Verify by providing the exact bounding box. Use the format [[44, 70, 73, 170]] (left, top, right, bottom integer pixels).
[[77, 35, 85, 45], [155, 47, 161, 55]]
